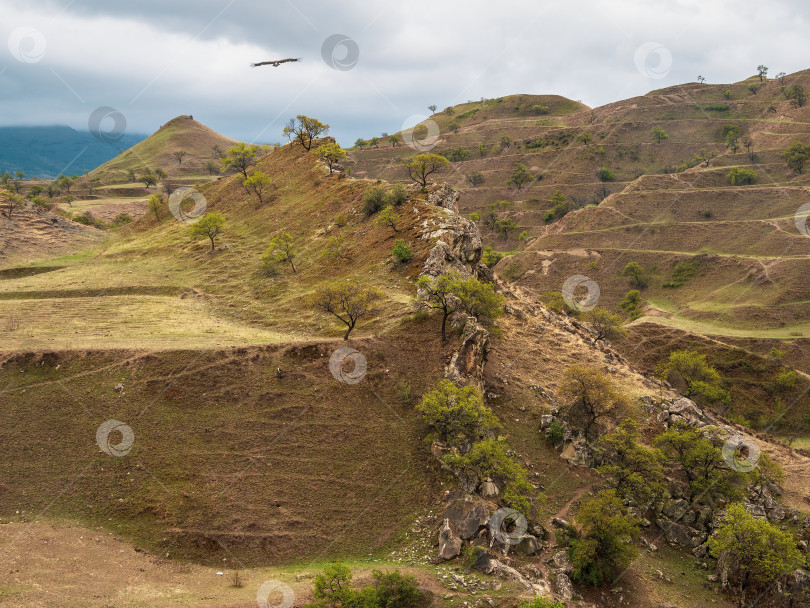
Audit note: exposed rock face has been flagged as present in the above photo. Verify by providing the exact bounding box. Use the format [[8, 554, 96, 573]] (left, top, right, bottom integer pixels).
[[419, 185, 488, 281], [444, 497, 490, 539], [554, 573, 574, 601], [428, 183, 460, 213], [445, 318, 491, 391], [437, 518, 462, 561]]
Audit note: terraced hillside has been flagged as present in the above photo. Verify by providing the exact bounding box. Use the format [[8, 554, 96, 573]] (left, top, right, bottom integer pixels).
[[351, 70, 810, 429]]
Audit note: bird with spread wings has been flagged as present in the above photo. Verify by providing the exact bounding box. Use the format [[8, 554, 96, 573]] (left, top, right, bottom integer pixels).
[[251, 58, 302, 68]]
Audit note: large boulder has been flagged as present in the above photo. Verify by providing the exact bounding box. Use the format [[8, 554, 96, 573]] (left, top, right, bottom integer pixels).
[[515, 535, 541, 556], [657, 519, 706, 548], [444, 497, 490, 539], [437, 518, 462, 561]]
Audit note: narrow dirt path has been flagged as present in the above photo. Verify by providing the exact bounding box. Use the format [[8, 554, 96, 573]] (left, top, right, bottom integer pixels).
[[535, 484, 590, 580]]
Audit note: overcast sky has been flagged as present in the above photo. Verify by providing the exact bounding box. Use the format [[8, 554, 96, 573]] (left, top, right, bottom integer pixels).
[[2, 0, 810, 146]]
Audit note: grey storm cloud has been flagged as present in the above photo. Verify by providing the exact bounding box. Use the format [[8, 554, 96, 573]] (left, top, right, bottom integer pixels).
[[2, 0, 810, 145]]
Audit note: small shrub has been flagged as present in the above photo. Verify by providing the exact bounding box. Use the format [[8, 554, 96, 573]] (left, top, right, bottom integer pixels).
[[363, 185, 387, 216], [392, 239, 412, 263], [386, 183, 408, 206], [727, 167, 757, 185], [111, 213, 133, 226], [532, 104, 550, 115], [596, 166, 615, 181], [546, 420, 565, 446], [334, 213, 348, 227], [481, 246, 505, 267]]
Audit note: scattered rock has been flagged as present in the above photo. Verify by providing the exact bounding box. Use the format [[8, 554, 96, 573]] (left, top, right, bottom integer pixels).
[[437, 519, 462, 561]]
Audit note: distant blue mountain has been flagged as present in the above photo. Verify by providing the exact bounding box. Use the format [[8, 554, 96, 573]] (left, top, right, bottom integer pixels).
[[0, 126, 146, 179]]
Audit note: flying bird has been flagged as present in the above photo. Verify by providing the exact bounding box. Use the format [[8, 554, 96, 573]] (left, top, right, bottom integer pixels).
[[251, 58, 302, 68]]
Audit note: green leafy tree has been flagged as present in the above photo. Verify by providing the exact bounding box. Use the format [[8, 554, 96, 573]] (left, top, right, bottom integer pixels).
[[220, 143, 260, 178], [618, 289, 642, 320], [452, 275, 504, 325], [55, 174, 75, 193], [596, 418, 664, 504], [654, 421, 744, 502], [370, 569, 423, 608], [312, 142, 347, 174], [405, 153, 449, 191], [428, 104, 437, 114], [205, 160, 220, 175], [782, 141, 810, 173], [507, 163, 534, 189], [368, 136, 380, 148], [726, 167, 756, 185], [465, 171, 485, 188], [569, 490, 642, 586], [416, 380, 500, 448], [147, 194, 165, 221], [283, 115, 330, 151], [708, 502, 801, 606], [416, 270, 503, 341], [493, 217, 519, 240], [449, 147, 470, 162], [578, 132, 593, 146], [560, 365, 629, 441], [355, 138, 368, 149], [173, 150, 187, 164], [1, 193, 24, 219], [262, 231, 297, 273], [388, 134, 403, 147], [310, 282, 383, 339], [445, 438, 539, 514], [757, 64, 768, 81], [323, 234, 351, 261], [375, 205, 400, 233], [651, 126, 669, 143], [621, 261, 647, 288], [243, 170, 273, 204], [784, 83, 807, 107], [659, 349, 727, 402], [585, 307, 627, 342], [595, 166, 615, 181], [478, 143, 487, 157], [189, 211, 226, 250]]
